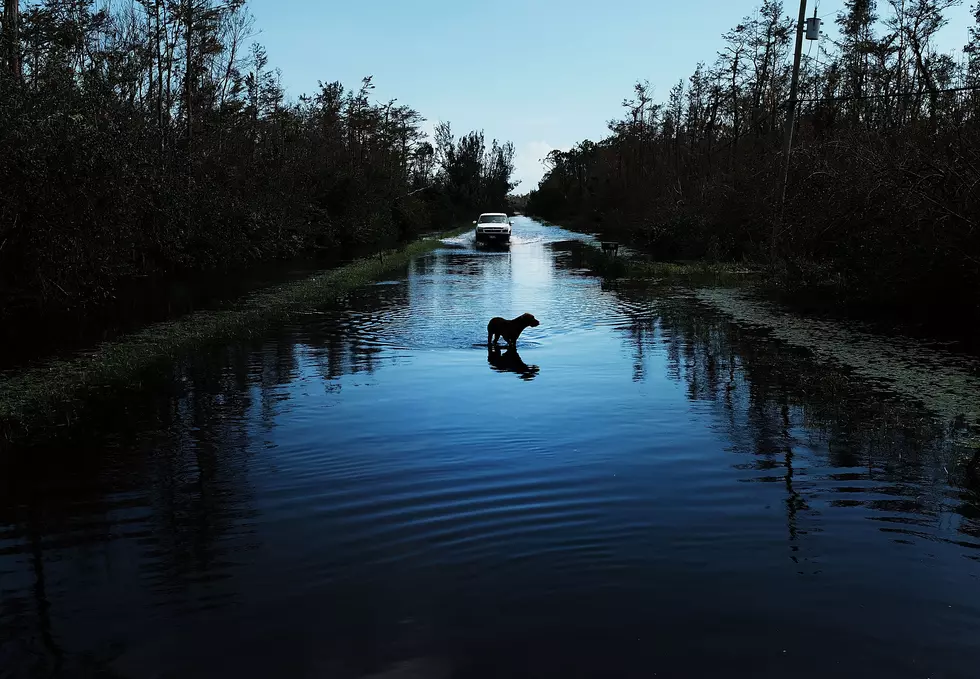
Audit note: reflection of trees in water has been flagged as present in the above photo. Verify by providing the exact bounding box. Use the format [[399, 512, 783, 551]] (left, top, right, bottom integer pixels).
[[135, 283, 416, 610], [0, 285, 423, 670], [302, 281, 412, 381], [0, 339, 275, 670], [610, 297, 657, 383], [139, 350, 260, 611], [0, 434, 143, 673], [608, 286, 980, 554], [2, 486, 66, 674]]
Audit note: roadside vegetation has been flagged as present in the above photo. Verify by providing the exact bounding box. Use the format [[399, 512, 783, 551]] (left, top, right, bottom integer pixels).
[[525, 0, 980, 333], [0, 0, 516, 321], [567, 243, 758, 286]]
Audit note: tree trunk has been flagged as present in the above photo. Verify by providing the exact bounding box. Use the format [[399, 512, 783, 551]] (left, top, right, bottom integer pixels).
[[185, 0, 193, 148], [3, 0, 21, 81], [185, 0, 193, 239], [155, 0, 165, 155]]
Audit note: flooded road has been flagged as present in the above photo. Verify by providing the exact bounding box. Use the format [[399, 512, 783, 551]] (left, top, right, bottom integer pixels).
[[2, 218, 980, 679]]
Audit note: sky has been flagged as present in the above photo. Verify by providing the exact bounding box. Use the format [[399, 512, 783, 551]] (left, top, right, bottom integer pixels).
[[246, 0, 975, 192]]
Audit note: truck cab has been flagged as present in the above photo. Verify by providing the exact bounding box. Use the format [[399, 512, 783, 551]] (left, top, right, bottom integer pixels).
[[473, 213, 512, 244]]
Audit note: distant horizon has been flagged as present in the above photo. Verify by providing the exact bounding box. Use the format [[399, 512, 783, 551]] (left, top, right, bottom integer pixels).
[[247, 0, 974, 191]]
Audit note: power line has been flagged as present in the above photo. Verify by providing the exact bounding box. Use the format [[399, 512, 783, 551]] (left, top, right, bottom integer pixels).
[[799, 84, 980, 104]]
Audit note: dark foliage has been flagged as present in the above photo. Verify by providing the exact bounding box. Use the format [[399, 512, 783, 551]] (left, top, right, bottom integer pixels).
[[0, 0, 515, 317], [527, 0, 979, 328]]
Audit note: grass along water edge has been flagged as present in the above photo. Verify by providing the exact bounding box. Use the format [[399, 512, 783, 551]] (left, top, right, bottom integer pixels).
[[0, 227, 471, 438]]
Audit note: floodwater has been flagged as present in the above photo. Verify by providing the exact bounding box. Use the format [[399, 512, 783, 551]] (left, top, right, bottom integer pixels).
[[2, 218, 980, 679]]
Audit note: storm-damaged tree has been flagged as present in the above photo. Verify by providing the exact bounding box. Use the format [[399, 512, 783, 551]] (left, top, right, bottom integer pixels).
[[527, 0, 979, 332], [0, 0, 516, 319]]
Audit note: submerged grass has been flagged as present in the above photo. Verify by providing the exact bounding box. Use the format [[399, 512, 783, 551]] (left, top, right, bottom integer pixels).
[[0, 226, 471, 438], [693, 286, 980, 459], [572, 242, 757, 286]]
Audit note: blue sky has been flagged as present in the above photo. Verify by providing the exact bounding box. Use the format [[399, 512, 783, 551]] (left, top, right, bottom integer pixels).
[[247, 0, 974, 191]]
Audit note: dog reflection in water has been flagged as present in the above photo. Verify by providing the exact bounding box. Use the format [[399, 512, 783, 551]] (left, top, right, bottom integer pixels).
[[487, 345, 540, 381]]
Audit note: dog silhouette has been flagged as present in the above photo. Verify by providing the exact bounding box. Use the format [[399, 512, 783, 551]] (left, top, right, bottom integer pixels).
[[487, 313, 540, 347]]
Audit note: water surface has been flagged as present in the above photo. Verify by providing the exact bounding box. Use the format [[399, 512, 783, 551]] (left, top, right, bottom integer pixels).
[[2, 219, 979, 679]]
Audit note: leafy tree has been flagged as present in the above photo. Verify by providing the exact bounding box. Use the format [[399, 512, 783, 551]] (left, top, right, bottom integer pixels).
[[0, 0, 516, 317], [527, 0, 978, 327]]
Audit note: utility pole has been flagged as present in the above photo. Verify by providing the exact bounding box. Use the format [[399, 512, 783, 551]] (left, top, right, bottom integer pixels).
[[774, 0, 809, 261]]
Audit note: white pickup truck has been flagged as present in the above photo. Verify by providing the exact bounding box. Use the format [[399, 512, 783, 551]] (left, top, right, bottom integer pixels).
[[473, 213, 513, 244]]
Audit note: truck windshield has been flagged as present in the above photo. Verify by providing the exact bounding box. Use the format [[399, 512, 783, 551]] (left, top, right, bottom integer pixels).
[[478, 215, 508, 223]]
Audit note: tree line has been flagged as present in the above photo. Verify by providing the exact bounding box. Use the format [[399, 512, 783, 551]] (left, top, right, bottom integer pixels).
[[527, 0, 979, 328], [0, 0, 516, 318]]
